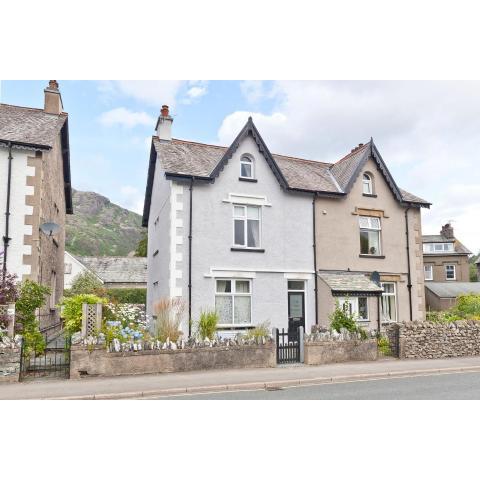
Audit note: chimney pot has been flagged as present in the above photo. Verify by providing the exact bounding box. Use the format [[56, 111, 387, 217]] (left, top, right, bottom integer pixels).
[[359, 143, 364, 147], [48, 80, 59, 90], [161, 105, 170, 117]]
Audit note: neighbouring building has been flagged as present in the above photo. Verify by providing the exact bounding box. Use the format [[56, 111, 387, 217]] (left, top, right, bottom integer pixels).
[[64, 251, 147, 289], [422, 223, 474, 310], [143, 106, 429, 336], [0, 81, 73, 327]]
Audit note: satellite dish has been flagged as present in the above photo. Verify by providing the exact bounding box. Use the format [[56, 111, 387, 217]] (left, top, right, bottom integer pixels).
[[40, 222, 60, 236], [370, 271, 380, 286]]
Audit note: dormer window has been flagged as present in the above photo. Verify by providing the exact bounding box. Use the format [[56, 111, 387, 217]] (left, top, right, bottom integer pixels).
[[240, 155, 254, 179], [362, 173, 373, 195]]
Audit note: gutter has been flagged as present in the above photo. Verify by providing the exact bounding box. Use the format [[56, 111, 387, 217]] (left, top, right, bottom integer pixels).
[[405, 207, 413, 322], [2, 142, 13, 279]]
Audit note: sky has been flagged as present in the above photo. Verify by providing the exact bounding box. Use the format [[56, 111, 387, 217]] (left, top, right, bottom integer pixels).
[[1, 80, 479, 254]]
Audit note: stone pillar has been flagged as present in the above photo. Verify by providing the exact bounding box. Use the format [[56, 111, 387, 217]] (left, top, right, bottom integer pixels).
[[272, 327, 278, 364], [299, 326, 305, 363]]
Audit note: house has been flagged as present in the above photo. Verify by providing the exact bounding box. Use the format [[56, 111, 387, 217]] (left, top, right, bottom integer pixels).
[[422, 223, 473, 310], [0, 81, 73, 327], [142, 106, 429, 336], [64, 251, 147, 289]]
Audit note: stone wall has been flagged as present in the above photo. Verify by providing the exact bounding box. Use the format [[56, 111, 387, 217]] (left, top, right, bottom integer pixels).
[[70, 342, 276, 379], [387, 321, 480, 359], [0, 346, 21, 382], [304, 339, 378, 365]]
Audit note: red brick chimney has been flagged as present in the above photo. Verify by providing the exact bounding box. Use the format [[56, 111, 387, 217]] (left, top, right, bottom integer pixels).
[[44, 80, 63, 115], [441, 223, 454, 239]]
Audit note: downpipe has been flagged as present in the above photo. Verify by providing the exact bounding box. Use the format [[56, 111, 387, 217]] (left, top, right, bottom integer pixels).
[[2, 142, 13, 279]]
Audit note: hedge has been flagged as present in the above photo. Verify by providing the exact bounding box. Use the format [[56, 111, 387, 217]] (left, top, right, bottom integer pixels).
[[106, 288, 146, 304]]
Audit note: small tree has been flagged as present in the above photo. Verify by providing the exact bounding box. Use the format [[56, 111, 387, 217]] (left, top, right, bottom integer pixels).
[[135, 233, 147, 257], [329, 299, 367, 339], [68, 271, 104, 296], [59, 293, 107, 335]]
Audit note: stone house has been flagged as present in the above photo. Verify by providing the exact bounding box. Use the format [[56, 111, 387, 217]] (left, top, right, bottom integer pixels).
[[64, 252, 147, 289], [0, 81, 73, 327], [142, 106, 429, 336]]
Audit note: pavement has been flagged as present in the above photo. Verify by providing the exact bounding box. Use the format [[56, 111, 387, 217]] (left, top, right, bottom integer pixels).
[[3, 355, 480, 399]]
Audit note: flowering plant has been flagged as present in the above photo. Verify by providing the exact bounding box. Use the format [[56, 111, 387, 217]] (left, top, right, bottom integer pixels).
[[102, 303, 149, 346]]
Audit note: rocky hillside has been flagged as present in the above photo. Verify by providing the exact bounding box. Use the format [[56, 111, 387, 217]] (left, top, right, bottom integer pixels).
[[66, 189, 145, 256]]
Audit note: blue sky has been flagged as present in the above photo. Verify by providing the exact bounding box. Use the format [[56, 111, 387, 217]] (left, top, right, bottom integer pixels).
[[1, 80, 479, 253]]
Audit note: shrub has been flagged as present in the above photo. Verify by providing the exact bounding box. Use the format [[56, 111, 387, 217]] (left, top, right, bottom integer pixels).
[[67, 271, 105, 296], [244, 321, 270, 340], [0, 272, 19, 329], [59, 294, 106, 334], [329, 299, 367, 339], [152, 297, 185, 342], [454, 293, 480, 319], [197, 309, 219, 340], [16, 280, 50, 353], [377, 336, 391, 355], [105, 288, 146, 304]]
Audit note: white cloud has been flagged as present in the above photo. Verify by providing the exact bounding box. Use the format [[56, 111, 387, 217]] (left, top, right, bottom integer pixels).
[[119, 185, 144, 214], [99, 107, 155, 128], [219, 81, 480, 253], [186, 86, 207, 98], [114, 80, 185, 108]]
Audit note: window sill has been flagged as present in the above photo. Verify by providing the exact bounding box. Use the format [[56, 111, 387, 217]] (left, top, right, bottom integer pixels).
[[231, 247, 265, 253], [362, 193, 377, 198], [359, 254, 385, 259], [239, 177, 258, 183]]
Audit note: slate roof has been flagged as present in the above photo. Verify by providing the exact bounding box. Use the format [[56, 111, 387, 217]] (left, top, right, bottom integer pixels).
[[422, 235, 472, 255], [0, 103, 67, 149], [77, 257, 148, 285], [318, 272, 383, 294], [425, 282, 480, 298], [143, 117, 430, 225]]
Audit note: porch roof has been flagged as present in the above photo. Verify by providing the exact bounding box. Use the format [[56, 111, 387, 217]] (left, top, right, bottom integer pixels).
[[318, 272, 383, 295]]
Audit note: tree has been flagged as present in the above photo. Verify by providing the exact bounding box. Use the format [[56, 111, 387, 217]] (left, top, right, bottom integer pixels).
[[67, 271, 104, 296], [135, 232, 147, 257]]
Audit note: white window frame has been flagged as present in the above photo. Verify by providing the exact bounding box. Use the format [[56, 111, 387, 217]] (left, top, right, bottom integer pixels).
[[337, 296, 369, 323], [240, 155, 255, 179], [362, 173, 373, 195], [215, 279, 252, 327], [380, 282, 397, 323], [423, 242, 454, 253], [359, 216, 382, 255], [64, 263, 72, 274], [233, 204, 261, 249], [424, 264, 433, 281], [445, 264, 456, 280]]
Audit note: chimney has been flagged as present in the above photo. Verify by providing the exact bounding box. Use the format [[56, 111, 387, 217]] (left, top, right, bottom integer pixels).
[[441, 223, 454, 239], [44, 80, 63, 115], [156, 105, 173, 141]]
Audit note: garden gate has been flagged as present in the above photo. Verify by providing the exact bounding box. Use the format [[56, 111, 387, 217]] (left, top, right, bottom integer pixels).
[[276, 328, 301, 364], [19, 332, 71, 381]]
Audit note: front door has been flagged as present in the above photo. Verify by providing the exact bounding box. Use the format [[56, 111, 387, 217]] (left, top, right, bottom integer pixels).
[[288, 291, 305, 334]]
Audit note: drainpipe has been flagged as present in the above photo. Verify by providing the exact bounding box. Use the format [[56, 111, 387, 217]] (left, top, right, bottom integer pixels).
[[188, 177, 194, 337], [2, 142, 13, 280], [405, 207, 413, 322], [312, 194, 318, 326]]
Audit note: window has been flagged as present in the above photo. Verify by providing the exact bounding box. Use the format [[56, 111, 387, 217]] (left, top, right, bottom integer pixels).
[[233, 205, 260, 248], [362, 173, 373, 195], [337, 297, 369, 322], [424, 264, 433, 281], [423, 242, 454, 253], [359, 216, 381, 255], [215, 279, 252, 325], [445, 264, 456, 280], [240, 155, 254, 179], [64, 263, 72, 274], [381, 282, 397, 323]]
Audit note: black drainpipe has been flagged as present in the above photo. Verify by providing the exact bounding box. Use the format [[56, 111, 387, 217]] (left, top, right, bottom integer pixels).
[[405, 207, 413, 322], [312, 194, 318, 325], [188, 177, 194, 337], [2, 142, 13, 280]]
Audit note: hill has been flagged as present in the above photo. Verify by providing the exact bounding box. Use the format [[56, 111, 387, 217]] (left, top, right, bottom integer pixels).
[[65, 189, 145, 256]]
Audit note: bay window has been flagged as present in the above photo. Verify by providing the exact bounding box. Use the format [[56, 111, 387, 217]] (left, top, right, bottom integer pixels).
[[215, 279, 252, 325], [233, 205, 260, 248], [359, 216, 381, 255]]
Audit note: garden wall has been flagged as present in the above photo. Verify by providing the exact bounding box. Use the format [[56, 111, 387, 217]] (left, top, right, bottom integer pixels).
[[0, 346, 21, 382], [304, 339, 377, 365], [387, 321, 480, 359], [70, 342, 276, 379]]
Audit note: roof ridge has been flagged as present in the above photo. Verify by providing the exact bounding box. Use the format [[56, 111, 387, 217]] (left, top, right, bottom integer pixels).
[[0, 102, 67, 117], [333, 141, 370, 166], [171, 138, 227, 149]]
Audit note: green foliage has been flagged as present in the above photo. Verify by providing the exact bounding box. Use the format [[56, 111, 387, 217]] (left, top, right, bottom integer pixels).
[[427, 293, 480, 323], [59, 294, 107, 334], [329, 299, 368, 339], [105, 288, 146, 304], [16, 280, 50, 353], [135, 233, 148, 257], [67, 271, 104, 296], [470, 263, 478, 282], [244, 321, 271, 340], [197, 309, 219, 340], [426, 310, 461, 323], [377, 336, 391, 355]]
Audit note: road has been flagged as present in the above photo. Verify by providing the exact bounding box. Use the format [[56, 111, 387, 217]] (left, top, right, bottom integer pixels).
[[151, 371, 480, 400]]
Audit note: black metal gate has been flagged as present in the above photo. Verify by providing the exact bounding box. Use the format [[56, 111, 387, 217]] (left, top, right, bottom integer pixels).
[[387, 325, 400, 358], [19, 332, 71, 381], [276, 328, 300, 364]]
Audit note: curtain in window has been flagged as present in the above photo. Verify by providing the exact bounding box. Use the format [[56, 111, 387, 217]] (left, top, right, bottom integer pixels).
[[215, 296, 232, 324], [234, 296, 251, 324]]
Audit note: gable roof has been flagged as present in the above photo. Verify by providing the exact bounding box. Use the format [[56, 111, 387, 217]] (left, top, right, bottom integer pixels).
[[76, 256, 148, 285], [143, 118, 429, 226], [0, 103, 73, 214]]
